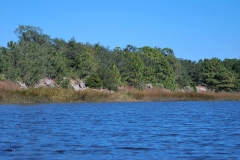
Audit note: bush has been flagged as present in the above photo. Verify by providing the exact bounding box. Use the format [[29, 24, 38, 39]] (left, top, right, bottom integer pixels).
[[60, 78, 70, 88], [86, 73, 102, 89], [190, 82, 197, 92], [97, 67, 118, 91], [0, 74, 5, 81]]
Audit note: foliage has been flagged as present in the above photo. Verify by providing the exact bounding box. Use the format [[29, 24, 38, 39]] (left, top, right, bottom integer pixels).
[[86, 73, 102, 89], [199, 58, 234, 92], [0, 25, 240, 92], [0, 74, 5, 81], [223, 58, 240, 91], [60, 78, 71, 88], [110, 64, 122, 86], [176, 59, 198, 88], [123, 51, 145, 87], [97, 67, 118, 91], [140, 46, 176, 90]]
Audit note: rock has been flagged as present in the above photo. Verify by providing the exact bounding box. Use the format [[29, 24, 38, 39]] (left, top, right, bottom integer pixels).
[[70, 79, 87, 91], [17, 81, 27, 89], [140, 83, 153, 89], [79, 81, 86, 89], [46, 80, 51, 86], [184, 86, 194, 92], [35, 78, 55, 88], [146, 84, 153, 89], [196, 85, 207, 92]]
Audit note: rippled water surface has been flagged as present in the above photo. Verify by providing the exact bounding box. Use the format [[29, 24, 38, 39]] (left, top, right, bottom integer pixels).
[[1, 101, 240, 159]]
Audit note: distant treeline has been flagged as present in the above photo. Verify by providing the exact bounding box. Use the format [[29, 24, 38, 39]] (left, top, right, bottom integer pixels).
[[0, 25, 240, 92]]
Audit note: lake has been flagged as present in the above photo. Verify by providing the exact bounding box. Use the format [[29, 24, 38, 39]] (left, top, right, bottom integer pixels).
[[1, 101, 240, 159]]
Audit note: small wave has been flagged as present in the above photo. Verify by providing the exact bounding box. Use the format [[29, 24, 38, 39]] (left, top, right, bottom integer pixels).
[[116, 147, 154, 151]]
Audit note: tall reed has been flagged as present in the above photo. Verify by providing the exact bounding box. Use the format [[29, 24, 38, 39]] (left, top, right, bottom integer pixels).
[[124, 88, 240, 101], [1, 84, 240, 104]]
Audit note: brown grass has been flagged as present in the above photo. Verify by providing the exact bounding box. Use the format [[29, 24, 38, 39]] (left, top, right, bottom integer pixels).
[[0, 81, 20, 103], [123, 87, 240, 101], [3, 87, 120, 104], [1, 82, 240, 104]]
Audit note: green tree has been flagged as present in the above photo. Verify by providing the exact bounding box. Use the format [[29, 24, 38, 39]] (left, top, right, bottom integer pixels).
[[97, 67, 118, 91], [123, 51, 144, 87], [110, 63, 122, 86], [176, 59, 198, 88], [230, 59, 240, 91], [200, 58, 234, 91], [86, 73, 102, 89], [76, 52, 98, 78], [140, 46, 176, 90], [14, 25, 51, 45]]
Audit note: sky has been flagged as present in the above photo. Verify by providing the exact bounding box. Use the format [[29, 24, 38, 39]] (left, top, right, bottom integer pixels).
[[0, 0, 240, 61]]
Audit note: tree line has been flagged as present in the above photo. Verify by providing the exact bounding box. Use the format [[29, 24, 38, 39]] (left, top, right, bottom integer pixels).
[[0, 25, 239, 92]]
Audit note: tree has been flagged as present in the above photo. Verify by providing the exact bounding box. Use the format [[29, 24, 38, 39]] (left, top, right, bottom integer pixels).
[[14, 25, 51, 45], [140, 46, 176, 90], [124, 44, 138, 52], [2, 25, 240, 92], [161, 48, 180, 75], [86, 73, 102, 89], [97, 67, 118, 91], [223, 58, 240, 91], [123, 51, 144, 87], [176, 59, 198, 88], [200, 58, 234, 91], [76, 52, 98, 78], [110, 64, 122, 86]]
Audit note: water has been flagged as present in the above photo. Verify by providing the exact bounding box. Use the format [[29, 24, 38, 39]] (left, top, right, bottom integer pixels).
[[0, 101, 240, 159]]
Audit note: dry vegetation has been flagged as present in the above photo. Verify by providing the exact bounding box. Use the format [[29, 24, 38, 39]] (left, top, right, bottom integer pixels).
[[124, 87, 240, 101], [1, 81, 240, 104]]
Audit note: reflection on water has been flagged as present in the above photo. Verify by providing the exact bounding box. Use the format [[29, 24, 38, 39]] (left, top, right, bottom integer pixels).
[[1, 101, 240, 159]]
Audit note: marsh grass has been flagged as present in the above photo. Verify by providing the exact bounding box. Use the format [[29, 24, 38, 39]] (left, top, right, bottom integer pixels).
[[0, 87, 119, 104], [124, 88, 240, 101], [0, 81, 20, 103], [1, 83, 240, 104]]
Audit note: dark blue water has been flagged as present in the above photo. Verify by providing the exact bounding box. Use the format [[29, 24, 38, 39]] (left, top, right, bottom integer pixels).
[[1, 101, 240, 159]]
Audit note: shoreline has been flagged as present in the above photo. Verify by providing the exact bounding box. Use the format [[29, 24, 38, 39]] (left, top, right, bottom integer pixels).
[[1, 99, 240, 105], [1, 87, 240, 104]]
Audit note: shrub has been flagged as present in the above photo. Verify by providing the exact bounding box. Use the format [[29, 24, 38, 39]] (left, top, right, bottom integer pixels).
[[60, 78, 70, 88], [0, 74, 5, 81], [86, 73, 102, 89]]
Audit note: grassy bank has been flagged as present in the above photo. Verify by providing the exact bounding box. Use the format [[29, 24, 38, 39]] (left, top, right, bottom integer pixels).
[[123, 88, 240, 101], [1, 82, 240, 104], [0, 87, 119, 104]]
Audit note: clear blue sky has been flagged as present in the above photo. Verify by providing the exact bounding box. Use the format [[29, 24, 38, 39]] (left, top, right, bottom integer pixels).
[[1, 0, 239, 61]]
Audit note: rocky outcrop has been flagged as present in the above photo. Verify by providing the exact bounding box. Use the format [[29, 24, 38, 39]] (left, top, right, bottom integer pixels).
[[184, 86, 194, 92], [34, 78, 87, 91], [70, 79, 87, 91], [17, 81, 27, 89], [35, 78, 56, 88], [146, 84, 153, 89], [177, 85, 208, 92], [196, 85, 207, 92], [16, 77, 88, 91]]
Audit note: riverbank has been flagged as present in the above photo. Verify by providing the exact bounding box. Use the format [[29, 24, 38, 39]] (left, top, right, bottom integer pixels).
[[1, 82, 240, 104]]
